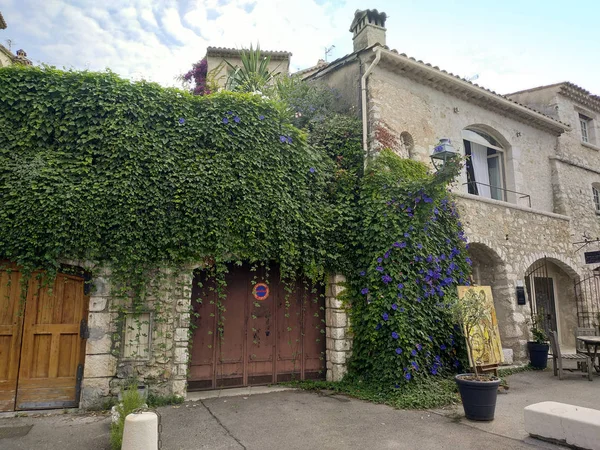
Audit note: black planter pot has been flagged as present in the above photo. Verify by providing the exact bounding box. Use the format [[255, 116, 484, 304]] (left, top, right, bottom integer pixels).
[[455, 374, 501, 421], [527, 341, 550, 369]]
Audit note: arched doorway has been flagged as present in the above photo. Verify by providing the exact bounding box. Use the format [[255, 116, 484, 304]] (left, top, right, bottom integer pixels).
[[524, 257, 579, 348], [467, 243, 514, 352]]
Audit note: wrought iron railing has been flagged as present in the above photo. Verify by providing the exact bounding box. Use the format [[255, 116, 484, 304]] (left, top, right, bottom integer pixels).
[[462, 181, 531, 208]]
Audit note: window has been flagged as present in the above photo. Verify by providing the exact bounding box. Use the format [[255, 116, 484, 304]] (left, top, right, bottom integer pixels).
[[122, 312, 152, 360], [580, 114, 591, 143], [462, 129, 506, 201], [594, 185, 600, 213]]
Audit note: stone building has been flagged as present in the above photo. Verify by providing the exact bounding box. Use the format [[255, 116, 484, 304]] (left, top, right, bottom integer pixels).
[[306, 9, 600, 366], [0, 11, 32, 67]]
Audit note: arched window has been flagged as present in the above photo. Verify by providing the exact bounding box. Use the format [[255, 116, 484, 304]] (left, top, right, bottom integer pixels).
[[462, 129, 506, 201], [593, 183, 600, 213]]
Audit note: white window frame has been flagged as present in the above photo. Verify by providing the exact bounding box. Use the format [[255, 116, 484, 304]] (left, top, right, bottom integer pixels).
[[580, 114, 591, 143], [462, 129, 506, 202]]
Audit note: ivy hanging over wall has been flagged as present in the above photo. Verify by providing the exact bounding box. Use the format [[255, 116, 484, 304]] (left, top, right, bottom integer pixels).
[[0, 65, 470, 386]]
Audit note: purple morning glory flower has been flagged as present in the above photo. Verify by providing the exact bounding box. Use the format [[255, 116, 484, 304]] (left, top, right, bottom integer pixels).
[[259, 115, 265, 120], [424, 196, 433, 203], [377, 257, 383, 263], [375, 323, 382, 330], [391, 303, 398, 310], [376, 266, 384, 272], [465, 257, 472, 266], [392, 332, 399, 339], [416, 343, 422, 351], [405, 373, 412, 380], [440, 344, 447, 350], [399, 242, 407, 248], [361, 288, 369, 295], [382, 313, 389, 321], [309, 167, 316, 173], [404, 232, 410, 238], [411, 349, 417, 356], [234, 116, 241, 123], [287, 136, 293, 144], [280, 135, 287, 143], [178, 118, 185, 124], [399, 307, 405, 313], [382, 275, 392, 284], [393, 242, 401, 248], [384, 251, 390, 259], [430, 368, 438, 375], [222, 117, 229, 124], [397, 283, 404, 290], [411, 361, 419, 370], [359, 271, 366, 276], [395, 348, 403, 355]]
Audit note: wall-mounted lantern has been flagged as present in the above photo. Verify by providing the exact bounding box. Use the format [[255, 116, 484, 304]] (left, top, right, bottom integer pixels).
[[430, 138, 458, 170]]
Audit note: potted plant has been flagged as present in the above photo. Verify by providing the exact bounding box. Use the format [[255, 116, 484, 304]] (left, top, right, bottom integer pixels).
[[450, 289, 501, 421], [527, 312, 549, 369]]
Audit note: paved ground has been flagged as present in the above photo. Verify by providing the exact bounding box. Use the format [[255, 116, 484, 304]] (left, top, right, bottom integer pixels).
[[1, 369, 597, 449]]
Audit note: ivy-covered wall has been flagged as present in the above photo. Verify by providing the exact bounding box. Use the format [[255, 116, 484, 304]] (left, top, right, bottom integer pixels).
[[0, 66, 471, 405]]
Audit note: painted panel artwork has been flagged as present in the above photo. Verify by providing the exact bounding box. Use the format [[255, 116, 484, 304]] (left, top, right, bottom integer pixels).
[[457, 286, 504, 367]]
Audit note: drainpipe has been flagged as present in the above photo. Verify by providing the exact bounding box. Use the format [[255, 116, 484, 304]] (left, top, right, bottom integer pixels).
[[361, 46, 382, 168]]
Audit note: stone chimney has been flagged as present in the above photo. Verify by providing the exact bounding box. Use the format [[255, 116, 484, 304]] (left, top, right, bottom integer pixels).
[[349, 9, 387, 53]]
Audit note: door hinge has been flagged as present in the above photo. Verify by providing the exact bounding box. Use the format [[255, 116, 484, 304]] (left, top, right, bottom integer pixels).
[[80, 319, 90, 339]]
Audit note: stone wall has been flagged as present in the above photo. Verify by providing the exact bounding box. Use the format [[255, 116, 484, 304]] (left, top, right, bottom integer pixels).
[[325, 274, 352, 382], [80, 269, 191, 409]]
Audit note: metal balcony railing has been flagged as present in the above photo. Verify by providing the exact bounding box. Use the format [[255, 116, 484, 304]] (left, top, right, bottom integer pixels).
[[462, 181, 531, 208]]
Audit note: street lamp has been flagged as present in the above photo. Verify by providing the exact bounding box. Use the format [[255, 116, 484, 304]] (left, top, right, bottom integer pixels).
[[430, 138, 458, 171]]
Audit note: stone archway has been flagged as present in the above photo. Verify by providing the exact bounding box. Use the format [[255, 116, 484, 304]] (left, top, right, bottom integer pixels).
[[467, 242, 518, 359], [524, 257, 580, 349]]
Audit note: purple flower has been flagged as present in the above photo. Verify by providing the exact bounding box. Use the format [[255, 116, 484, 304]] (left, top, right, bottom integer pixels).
[[430, 368, 438, 375], [392, 332, 399, 340], [393, 242, 401, 248], [384, 251, 390, 259], [259, 115, 265, 120], [391, 303, 398, 310], [423, 196, 433, 203], [395, 348, 403, 355], [399, 307, 405, 313], [309, 167, 316, 173], [416, 343, 422, 351], [397, 283, 404, 290], [361, 288, 369, 295], [287, 136, 293, 144], [376, 266, 384, 272], [375, 323, 382, 330], [359, 271, 366, 276], [399, 242, 407, 248], [234, 116, 241, 123], [411, 349, 417, 356], [178, 118, 185, 124], [440, 344, 447, 350], [222, 117, 229, 124], [411, 361, 419, 370], [280, 135, 287, 143], [465, 257, 472, 266], [405, 373, 412, 380], [377, 257, 383, 263], [382, 275, 392, 284], [416, 243, 423, 250], [404, 232, 410, 238], [382, 313, 389, 321]]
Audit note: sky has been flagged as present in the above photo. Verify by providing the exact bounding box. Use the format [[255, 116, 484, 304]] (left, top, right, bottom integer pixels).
[[2, 0, 599, 95]]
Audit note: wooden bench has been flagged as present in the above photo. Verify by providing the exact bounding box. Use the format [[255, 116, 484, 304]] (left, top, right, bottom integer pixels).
[[524, 401, 600, 450]]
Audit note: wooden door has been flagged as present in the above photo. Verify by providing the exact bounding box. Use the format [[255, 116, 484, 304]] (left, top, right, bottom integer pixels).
[[0, 269, 25, 412], [15, 273, 89, 410]]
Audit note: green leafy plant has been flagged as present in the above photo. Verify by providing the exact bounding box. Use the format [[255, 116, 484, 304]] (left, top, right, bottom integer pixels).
[[225, 44, 281, 93], [146, 393, 184, 407], [449, 288, 492, 379], [110, 382, 146, 450], [528, 311, 548, 344]]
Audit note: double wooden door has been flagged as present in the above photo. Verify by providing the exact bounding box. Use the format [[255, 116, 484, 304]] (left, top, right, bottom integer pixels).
[[188, 264, 325, 390], [0, 268, 89, 411]]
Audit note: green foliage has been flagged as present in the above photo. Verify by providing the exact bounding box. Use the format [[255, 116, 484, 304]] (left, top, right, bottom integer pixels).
[[225, 44, 281, 93], [0, 66, 333, 296], [346, 150, 471, 386], [147, 393, 184, 407], [528, 311, 548, 344], [110, 383, 146, 450], [286, 375, 459, 409]]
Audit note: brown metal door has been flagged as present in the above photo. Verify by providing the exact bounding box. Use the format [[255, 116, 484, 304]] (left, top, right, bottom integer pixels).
[[0, 269, 25, 411], [15, 273, 89, 410], [188, 264, 325, 390]]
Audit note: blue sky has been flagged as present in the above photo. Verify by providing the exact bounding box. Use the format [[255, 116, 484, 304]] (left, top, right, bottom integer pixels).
[[1, 0, 599, 95]]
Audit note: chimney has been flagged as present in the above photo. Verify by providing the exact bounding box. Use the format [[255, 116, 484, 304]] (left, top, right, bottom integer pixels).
[[349, 9, 387, 53]]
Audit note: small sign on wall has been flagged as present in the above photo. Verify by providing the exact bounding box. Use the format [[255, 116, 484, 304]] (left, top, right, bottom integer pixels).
[[584, 251, 600, 265]]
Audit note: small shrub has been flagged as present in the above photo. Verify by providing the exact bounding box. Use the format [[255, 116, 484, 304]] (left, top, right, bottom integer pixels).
[[110, 383, 146, 450], [147, 393, 184, 408]]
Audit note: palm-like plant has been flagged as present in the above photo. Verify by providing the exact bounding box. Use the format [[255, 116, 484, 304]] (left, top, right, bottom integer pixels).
[[225, 44, 281, 93]]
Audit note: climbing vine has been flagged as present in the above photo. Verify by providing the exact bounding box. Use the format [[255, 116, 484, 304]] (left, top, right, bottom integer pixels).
[[0, 65, 470, 388]]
